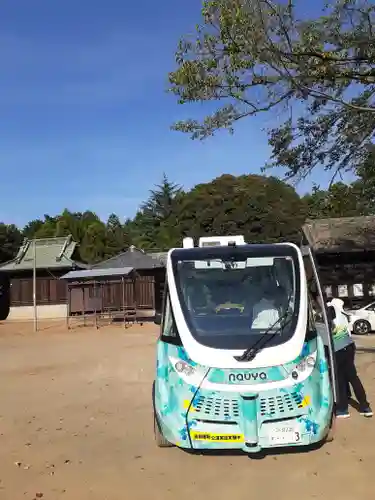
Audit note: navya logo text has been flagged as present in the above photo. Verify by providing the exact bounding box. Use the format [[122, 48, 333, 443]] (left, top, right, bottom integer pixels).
[[228, 372, 267, 383]]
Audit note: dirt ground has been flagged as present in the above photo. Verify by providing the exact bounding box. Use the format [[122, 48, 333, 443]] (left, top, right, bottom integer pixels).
[[0, 321, 375, 500]]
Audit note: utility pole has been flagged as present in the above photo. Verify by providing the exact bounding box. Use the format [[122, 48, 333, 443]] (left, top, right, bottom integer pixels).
[[33, 239, 37, 332]]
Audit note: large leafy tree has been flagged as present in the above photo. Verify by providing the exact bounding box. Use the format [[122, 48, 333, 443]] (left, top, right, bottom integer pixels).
[[0, 223, 23, 263], [18, 210, 131, 264], [106, 213, 130, 255], [30, 214, 59, 238], [172, 174, 305, 243], [22, 219, 44, 238], [6, 171, 375, 266], [302, 163, 375, 219], [79, 221, 110, 263], [302, 182, 364, 219], [169, 0, 375, 179], [352, 157, 375, 214]]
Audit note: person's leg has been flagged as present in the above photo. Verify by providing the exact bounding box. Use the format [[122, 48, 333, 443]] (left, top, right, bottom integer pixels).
[[345, 343, 373, 417], [335, 348, 350, 418]]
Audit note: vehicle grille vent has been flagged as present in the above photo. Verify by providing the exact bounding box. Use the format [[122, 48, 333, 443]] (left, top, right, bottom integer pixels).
[[194, 396, 240, 420], [259, 392, 303, 417]]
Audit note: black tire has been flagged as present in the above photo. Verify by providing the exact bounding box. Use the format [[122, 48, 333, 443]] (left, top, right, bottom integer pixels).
[[154, 414, 173, 448], [353, 319, 371, 335]]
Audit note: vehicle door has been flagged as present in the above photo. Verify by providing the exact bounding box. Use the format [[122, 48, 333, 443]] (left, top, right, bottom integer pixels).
[[301, 245, 338, 402]]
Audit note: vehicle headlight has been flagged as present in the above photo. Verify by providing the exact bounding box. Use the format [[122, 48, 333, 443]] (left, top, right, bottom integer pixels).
[[290, 352, 317, 380], [295, 356, 316, 372], [169, 356, 208, 384], [174, 360, 195, 376]]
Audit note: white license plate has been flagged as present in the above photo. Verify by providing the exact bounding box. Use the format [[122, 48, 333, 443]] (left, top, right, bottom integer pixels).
[[269, 426, 301, 444]]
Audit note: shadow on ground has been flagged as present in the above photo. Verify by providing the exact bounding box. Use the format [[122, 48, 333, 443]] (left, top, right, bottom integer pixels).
[[356, 347, 375, 354]]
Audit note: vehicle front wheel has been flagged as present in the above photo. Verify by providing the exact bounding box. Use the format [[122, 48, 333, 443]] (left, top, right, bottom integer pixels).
[[353, 319, 371, 335], [154, 414, 173, 448]]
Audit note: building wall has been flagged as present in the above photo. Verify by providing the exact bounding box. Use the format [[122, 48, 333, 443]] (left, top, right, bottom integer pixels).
[[316, 251, 375, 307], [7, 304, 68, 321], [7, 303, 154, 321], [67, 273, 159, 316], [10, 275, 67, 307]]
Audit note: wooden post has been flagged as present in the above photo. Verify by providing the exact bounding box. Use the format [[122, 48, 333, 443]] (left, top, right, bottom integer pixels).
[[134, 273, 138, 325], [82, 286, 86, 327], [33, 239, 37, 332], [66, 283, 70, 330], [94, 281, 98, 329], [122, 276, 126, 329]]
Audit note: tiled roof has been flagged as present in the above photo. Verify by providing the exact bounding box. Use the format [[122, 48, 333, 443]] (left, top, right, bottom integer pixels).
[[302, 216, 375, 252], [93, 246, 164, 270], [0, 235, 86, 271], [147, 251, 168, 266]]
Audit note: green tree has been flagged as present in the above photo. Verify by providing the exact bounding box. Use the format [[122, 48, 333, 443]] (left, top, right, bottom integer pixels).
[[130, 174, 182, 250], [33, 215, 59, 238], [79, 221, 109, 263], [0, 223, 23, 263], [106, 213, 130, 255], [19, 210, 116, 263], [302, 185, 330, 220], [302, 182, 363, 219], [22, 219, 44, 238], [169, 0, 375, 179], [351, 158, 375, 215], [140, 173, 182, 221], [172, 174, 305, 243], [54, 209, 82, 240]]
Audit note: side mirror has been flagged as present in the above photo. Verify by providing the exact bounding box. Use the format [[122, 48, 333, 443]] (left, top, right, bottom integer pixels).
[[154, 312, 162, 325]]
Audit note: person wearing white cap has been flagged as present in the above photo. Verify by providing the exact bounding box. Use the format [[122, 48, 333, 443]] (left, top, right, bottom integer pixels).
[[327, 297, 372, 419]]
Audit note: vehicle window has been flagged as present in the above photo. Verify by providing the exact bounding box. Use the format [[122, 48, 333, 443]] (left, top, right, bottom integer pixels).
[[365, 303, 375, 312], [162, 295, 175, 337], [306, 294, 318, 341], [305, 267, 330, 343], [172, 249, 300, 350], [160, 293, 181, 344]]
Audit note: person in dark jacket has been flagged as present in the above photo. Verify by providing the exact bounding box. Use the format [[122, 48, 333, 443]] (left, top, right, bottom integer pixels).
[[327, 298, 372, 419]]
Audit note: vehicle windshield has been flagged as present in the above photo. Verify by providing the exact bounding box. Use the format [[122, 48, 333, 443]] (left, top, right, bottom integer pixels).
[[171, 245, 301, 349]]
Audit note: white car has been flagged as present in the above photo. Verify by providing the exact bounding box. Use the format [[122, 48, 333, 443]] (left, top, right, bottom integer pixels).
[[344, 302, 375, 335]]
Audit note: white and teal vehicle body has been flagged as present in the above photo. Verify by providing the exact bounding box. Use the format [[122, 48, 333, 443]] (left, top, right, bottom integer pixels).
[[153, 236, 337, 454]]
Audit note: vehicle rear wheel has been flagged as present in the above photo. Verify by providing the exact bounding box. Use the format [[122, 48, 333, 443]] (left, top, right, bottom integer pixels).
[[353, 319, 371, 335], [154, 414, 173, 448]]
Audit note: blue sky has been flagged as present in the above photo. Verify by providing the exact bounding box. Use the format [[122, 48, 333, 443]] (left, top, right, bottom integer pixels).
[[0, 0, 352, 228]]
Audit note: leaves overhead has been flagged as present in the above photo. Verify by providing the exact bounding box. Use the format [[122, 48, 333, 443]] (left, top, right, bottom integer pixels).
[[169, 0, 375, 179]]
